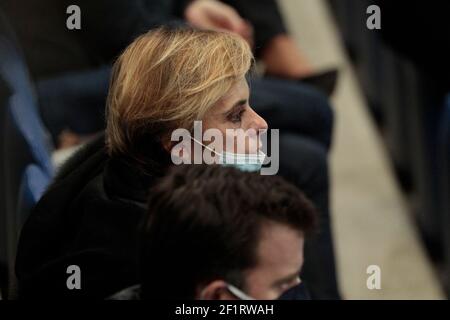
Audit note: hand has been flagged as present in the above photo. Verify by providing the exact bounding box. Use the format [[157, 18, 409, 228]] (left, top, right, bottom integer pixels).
[[185, 0, 254, 47], [262, 35, 313, 78]]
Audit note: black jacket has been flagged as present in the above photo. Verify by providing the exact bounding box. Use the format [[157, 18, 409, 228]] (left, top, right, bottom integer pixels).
[[222, 0, 287, 56], [15, 134, 170, 299], [15, 133, 324, 300], [106, 283, 312, 300]]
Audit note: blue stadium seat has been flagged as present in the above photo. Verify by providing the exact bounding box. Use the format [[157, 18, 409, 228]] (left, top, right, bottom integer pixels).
[[0, 10, 54, 298], [0, 11, 54, 176], [17, 164, 50, 232]]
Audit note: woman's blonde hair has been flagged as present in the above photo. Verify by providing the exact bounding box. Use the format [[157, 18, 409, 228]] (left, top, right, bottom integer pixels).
[[106, 26, 253, 160]]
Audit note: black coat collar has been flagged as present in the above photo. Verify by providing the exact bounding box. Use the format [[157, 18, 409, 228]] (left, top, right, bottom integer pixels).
[[103, 137, 172, 204]]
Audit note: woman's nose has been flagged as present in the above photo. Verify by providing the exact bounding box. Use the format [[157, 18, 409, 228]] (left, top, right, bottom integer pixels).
[[248, 106, 268, 131]]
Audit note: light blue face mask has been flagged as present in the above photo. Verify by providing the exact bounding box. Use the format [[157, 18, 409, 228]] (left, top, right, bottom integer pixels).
[[191, 137, 266, 173], [218, 149, 266, 172]]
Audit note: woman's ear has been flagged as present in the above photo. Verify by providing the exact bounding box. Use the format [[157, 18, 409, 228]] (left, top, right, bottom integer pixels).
[[197, 280, 236, 300], [161, 135, 174, 153], [168, 139, 193, 164]]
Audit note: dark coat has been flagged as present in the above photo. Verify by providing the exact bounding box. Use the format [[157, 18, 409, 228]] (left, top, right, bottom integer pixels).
[[15, 133, 170, 299], [15, 133, 315, 300], [16, 133, 325, 301]]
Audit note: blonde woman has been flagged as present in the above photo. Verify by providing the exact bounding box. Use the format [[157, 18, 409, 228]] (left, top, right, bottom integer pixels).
[[16, 26, 338, 299]]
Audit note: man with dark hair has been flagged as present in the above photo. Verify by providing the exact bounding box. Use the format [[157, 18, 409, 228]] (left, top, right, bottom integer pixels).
[[137, 164, 317, 300]]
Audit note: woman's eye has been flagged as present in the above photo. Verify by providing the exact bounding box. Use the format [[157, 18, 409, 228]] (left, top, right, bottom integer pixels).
[[228, 109, 245, 123]]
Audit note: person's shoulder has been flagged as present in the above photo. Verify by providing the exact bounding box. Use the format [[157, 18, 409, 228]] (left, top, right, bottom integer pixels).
[[27, 132, 110, 223]]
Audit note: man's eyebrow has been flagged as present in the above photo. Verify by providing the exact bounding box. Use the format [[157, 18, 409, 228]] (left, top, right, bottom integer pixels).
[[272, 269, 302, 288]]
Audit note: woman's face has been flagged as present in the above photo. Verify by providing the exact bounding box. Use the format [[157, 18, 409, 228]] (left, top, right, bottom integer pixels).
[[202, 78, 268, 154]]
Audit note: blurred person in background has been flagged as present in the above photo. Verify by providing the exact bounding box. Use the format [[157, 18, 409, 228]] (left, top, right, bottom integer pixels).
[[1, 0, 336, 149], [111, 164, 317, 300], [15, 27, 339, 299]]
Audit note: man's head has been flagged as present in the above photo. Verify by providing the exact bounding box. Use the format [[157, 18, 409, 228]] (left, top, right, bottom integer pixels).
[[139, 165, 317, 300]]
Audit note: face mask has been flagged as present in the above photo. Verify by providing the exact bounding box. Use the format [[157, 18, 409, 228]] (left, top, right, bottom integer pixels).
[[226, 283, 255, 300], [191, 137, 266, 173], [219, 149, 266, 172], [278, 281, 310, 300]]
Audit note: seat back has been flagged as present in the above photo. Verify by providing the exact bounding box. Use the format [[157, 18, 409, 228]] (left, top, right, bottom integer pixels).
[[0, 10, 54, 298], [17, 164, 50, 234], [6, 164, 50, 300], [439, 94, 450, 296], [0, 10, 53, 175]]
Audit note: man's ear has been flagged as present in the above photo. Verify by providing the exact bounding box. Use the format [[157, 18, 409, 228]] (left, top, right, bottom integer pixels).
[[197, 280, 236, 300]]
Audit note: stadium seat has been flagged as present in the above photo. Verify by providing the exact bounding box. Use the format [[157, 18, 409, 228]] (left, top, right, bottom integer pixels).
[[0, 11, 54, 176], [327, 0, 446, 252], [0, 10, 54, 298], [0, 68, 10, 300], [438, 94, 450, 295], [17, 164, 50, 233], [2, 163, 50, 300]]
